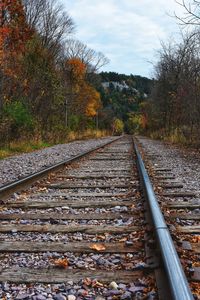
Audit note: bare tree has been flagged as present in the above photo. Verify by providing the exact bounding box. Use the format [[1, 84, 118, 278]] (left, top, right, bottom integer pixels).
[[150, 31, 200, 142], [175, 0, 200, 25], [23, 0, 75, 57], [65, 39, 109, 72]]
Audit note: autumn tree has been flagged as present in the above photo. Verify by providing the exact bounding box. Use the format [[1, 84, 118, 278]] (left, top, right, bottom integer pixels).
[[0, 0, 108, 143], [0, 0, 33, 110], [63, 57, 102, 128]]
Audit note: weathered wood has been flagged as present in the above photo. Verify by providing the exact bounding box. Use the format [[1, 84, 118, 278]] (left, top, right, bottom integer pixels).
[[0, 268, 144, 283], [0, 241, 142, 253], [75, 168, 131, 172], [162, 184, 183, 189], [0, 224, 139, 234], [177, 225, 200, 233], [154, 168, 172, 172], [5, 200, 134, 209], [32, 192, 130, 198], [166, 213, 200, 220], [58, 175, 132, 179], [89, 157, 129, 161], [0, 212, 134, 220], [163, 192, 197, 197], [102, 151, 130, 154], [167, 202, 200, 209], [48, 184, 132, 189], [168, 213, 200, 220], [155, 176, 175, 180]]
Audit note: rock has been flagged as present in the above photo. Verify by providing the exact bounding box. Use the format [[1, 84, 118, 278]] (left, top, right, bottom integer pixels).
[[53, 294, 66, 300], [112, 259, 121, 264], [16, 294, 30, 300], [67, 296, 76, 300], [77, 289, 88, 296], [120, 291, 132, 300], [146, 291, 157, 299], [125, 241, 133, 246], [96, 258, 106, 265], [114, 206, 121, 211], [106, 290, 121, 297], [75, 261, 85, 268], [129, 286, 144, 293], [109, 282, 118, 289], [36, 295, 47, 300], [118, 284, 127, 290]]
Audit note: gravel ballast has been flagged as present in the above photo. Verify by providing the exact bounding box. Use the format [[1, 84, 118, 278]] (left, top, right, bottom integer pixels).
[[137, 136, 200, 194], [0, 137, 116, 187]]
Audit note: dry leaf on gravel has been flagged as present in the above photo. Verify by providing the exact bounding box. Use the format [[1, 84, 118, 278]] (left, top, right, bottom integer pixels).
[[119, 237, 127, 242], [89, 243, 106, 251], [96, 235, 106, 240], [92, 280, 104, 287], [51, 258, 68, 268], [191, 236, 200, 243], [83, 278, 92, 286]]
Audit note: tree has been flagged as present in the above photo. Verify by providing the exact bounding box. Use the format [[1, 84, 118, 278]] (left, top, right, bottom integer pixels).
[[23, 0, 75, 59], [0, 0, 33, 110], [63, 57, 102, 127], [112, 118, 124, 135], [175, 0, 200, 26], [148, 32, 200, 143], [65, 39, 109, 73]]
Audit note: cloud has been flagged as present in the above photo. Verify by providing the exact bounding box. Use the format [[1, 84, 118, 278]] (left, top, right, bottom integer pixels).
[[62, 0, 186, 77]]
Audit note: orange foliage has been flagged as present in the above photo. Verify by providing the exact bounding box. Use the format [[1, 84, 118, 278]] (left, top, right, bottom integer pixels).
[[65, 58, 102, 117], [0, 0, 33, 70], [66, 58, 86, 83]]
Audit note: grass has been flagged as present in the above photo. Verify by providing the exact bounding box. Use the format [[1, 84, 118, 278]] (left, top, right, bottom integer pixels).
[[0, 129, 111, 159], [0, 141, 52, 159]]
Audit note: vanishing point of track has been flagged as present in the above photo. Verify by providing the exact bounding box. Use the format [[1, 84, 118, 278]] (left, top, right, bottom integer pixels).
[[0, 136, 198, 300]]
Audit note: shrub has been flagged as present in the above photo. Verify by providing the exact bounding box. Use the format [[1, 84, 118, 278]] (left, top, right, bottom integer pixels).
[[112, 118, 124, 135]]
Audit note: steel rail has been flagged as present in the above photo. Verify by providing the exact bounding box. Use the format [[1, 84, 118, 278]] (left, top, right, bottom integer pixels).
[[0, 136, 122, 200], [134, 140, 194, 300]]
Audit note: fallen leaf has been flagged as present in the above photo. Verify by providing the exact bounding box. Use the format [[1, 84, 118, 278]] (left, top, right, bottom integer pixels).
[[191, 236, 200, 243], [89, 243, 106, 251], [52, 258, 68, 268], [96, 235, 106, 240], [119, 237, 127, 242], [83, 278, 92, 286], [92, 279, 104, 287]]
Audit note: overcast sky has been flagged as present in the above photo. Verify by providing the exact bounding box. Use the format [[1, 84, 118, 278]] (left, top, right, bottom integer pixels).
[[62, 0, 187, 78]]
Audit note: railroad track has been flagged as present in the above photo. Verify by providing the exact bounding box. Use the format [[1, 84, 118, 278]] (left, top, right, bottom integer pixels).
[[0, 136, 198, 300]]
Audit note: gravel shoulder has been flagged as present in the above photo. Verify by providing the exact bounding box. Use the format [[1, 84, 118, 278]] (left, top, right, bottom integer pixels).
[[0, 137, 116, 187], [137, 136, 200, 194]]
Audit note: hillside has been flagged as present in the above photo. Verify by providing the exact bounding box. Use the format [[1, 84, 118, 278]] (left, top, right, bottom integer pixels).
[[97, 72, 153, 132]]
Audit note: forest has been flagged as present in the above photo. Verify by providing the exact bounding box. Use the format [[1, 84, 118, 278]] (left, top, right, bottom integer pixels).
[[1, 0, 200, 154], [143, 1, 200, 146], [0, 0, 109, 148]]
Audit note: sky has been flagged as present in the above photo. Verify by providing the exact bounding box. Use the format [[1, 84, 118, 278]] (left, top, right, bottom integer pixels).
[[61, 0, 187, 78]]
